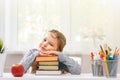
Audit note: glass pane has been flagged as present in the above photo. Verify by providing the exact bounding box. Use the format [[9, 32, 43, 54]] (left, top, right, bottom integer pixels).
[[70, 0, 106, 45], [18, 0, 63, 46]]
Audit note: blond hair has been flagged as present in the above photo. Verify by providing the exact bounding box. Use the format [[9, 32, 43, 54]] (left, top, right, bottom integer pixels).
[[49, 29, 66, 51]]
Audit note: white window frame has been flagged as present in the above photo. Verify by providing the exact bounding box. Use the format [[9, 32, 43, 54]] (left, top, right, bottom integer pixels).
[[0, 0, 5, 39], [4, 0, 18, 51], [3, 0, 89, 54], [2, 0, 120, 54], [4, 0, 74, 51]]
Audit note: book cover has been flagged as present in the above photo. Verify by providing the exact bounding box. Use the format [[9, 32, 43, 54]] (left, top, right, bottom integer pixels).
[[36, 70, 61, 75], [39, 61, 59, 66], [36, 56, 58, 62]]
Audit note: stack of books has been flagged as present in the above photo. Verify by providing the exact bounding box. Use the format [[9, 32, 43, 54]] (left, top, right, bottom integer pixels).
[[35, 56, 61, 75]]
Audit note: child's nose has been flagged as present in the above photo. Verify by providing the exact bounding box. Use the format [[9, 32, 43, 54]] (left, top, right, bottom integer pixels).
[[42, 42, 48, 47]]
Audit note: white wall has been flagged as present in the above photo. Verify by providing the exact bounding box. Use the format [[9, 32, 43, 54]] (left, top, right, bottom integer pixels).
[[4, 52, 120, 73]]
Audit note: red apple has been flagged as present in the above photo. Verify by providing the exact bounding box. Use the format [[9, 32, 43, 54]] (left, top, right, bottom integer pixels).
[[11, 63, 24, 77]]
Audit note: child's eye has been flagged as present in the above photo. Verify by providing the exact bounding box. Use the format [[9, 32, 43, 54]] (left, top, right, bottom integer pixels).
[[43, 39, 46, 42]]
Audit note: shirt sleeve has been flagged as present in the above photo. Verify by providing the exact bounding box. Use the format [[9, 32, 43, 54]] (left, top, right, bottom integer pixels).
[[19, 49, 39, 73], [58, 52, 81, 75]]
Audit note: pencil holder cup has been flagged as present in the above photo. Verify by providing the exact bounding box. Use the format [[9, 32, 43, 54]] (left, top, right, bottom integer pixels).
[[102, 60, 118, 77], [91, 60, 103, 76]]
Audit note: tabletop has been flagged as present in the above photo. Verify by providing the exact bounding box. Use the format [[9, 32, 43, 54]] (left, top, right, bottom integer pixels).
[[1, 73, 120, 80]]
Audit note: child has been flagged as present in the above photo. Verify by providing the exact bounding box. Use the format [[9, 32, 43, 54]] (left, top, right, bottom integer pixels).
[[19, 29, 81, 75]]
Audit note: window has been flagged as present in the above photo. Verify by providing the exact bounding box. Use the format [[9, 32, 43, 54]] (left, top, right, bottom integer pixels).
[[17, 0, 106, 52], [4, 0, 120, 53], [18, 0, 66, 47]]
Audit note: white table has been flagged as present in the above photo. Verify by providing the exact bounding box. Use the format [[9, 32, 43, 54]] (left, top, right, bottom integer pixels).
[[1, 73, 120, 80]]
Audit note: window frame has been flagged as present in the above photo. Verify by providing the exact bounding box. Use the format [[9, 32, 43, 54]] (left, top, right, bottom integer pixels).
[[4, 0, 82, 52]]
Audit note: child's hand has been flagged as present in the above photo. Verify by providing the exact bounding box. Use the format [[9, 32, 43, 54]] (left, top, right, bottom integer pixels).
[[39, 51, 59, 56]]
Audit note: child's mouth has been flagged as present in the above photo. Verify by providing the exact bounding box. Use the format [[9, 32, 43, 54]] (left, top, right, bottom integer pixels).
[[41, 47, 47, 51]]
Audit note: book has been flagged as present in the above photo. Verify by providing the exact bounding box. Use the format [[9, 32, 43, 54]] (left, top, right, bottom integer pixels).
[[36, 70, 61, 75], [39, 61, 59, 66], [36, 56, 58, 62], [39, 65, 59, 70]]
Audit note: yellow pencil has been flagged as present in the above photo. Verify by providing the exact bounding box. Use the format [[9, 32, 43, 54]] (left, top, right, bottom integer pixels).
[[103, 57, 109, 77], [108, 46, 111, 55], [114, 47, 119, 57]]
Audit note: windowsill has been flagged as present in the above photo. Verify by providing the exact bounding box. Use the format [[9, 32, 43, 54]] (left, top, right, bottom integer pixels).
[[5, 51, 25, 54]]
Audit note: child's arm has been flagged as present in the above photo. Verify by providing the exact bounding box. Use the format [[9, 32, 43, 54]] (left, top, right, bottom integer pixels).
[[19, 49, 39, 73], [58, 53, 81, 75]]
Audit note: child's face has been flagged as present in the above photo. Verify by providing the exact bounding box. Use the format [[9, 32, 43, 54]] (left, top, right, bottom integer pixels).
[[39, 32, 58, 51]]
